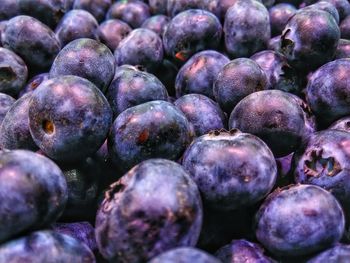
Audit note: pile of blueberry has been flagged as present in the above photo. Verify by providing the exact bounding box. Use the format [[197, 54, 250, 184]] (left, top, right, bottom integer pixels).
[[1, 0, 350, 262]]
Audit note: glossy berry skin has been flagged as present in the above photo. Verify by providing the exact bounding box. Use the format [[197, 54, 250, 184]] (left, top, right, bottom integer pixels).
[[106, 0, 150, 28], [335, 39, 350, 59], [174, 94, 227, 136], [229, 90, 310, 157], [175, 50, 229, 99], [182, 130, 277, 210], [280, 9, 340, 72], [96, 19, 132, 51], [149, 0, 167, 15], [329, 116, 350, 132], [0, 93, 15, 125], [269, 3, 297, 36], [214, 58, 268, 114], [149, 247, 220, 263], [166, 0, 220, 18], [115, 28, 163, 73], [224, 0, 270, 58], [73, 0, 111, 22], [0, 231, 95, 263], [95, 159, 203, 262], [294, 130, 350, 213], [0, 150, 68, 243], [251, 50, 303, 95], [0, 93, 37, 151], [141, 15, 170, 37], [0, 0, 20, 21], [301, 1, 340, 24], [52, 222, 97, 252], [307, 244, 350, 263], [340, 16, 350, 39], [215, 239, 274, 263], [255, 185, 345, 257], [268, 35, 281, 51], [163, 9, 222, 62], [28, 76, 112, 163], [55, 10, 98, 47], [50, 38, 115, 93], [108, 100, 193, 172], [0, 47, 28, 97], [306, 59, 350, 127], [18, 73, 50, 98], [106, 65, 168, 117], [2, 16, 60, 73]]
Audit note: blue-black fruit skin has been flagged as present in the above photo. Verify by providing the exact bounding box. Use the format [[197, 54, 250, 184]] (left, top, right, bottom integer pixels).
[[163, 9, 222, 62], [149, 247, 221, 263], [55, 10, 99, 48], [0, 0, 20, 21], [108, 100, 193, 172], [73, 0, 112, 22], [0, 93, 37, 151], [335, 39, 350, 59], [149, 0, 167, 15], [329, 116, 350, 132], [28, 75, 113, 163], [306, 59, 350, 127], [340, 16, 350, 39], [0, 93, 15, 125], [174, 94, 227, 137], [0, 47, 28, 97], [141, 15, 170, 37], [0, 150, 68, 243], [224, 0, 271, 58], [215, 239, 275, 263], [255, 184, 345, 258], [106, 65, 169, 118], [0, 231, 96, 263], [2, 16, 61, 74], [114, 28, 164, 73], [306, 244, 350, 263], [175, 50, 230, 100], [18, 73, 50, 98], [95, 159, 203, 262], [269, 3, 297, 37], [106, 0, 151, 28], [50, 38, 115, 93], [166, 0, 221, 18], [182, 130, 277, 211]]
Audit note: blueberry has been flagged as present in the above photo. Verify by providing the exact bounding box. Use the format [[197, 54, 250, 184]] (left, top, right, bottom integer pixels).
[[340, 15, 350, 39], [55, 10, 99, 47], [335, 39, 350, 59], [327, 0, 350, 21], [267, 35, 282, 51], [174, 94, 227, 136], [0, 21, 7, 47], [307, 1, 340, 23], [106, 0, 151, 28], [96, 19, 132, 51], [163, 9, 222, 62], [95, 159, 203, 262], [280, 9, 340, 72], [73, 0, 111, 22], [215, 239, 275, 263], [141, 15, 170, 37], [149, 247, 220, 263], [149, 0, 167, 15], [306, 59, 350, 127], [269, 3, 297, 36], [294, 130, 350, 215], [329, 116, 350, 132], [175, 50, 229, 99], [182, 130, 277, 210], [255, 184, 345, 257], [224, 0, 270, 58], [214, 58, 268, 113], [2, 15, 60, 74], [0, 150, 68, 243], [106, 65, 168, 117], [0, 93, 37, 151], [0, 231, 95, 262], [0, 47, 28, 97], [307, 244, 350, 263], [50, 38, 115, 93], [229, 90, 311, 157], [275, 153, 294, 188], [0, 93, 15, 125], [108, 100, 193, 172], [18, 73, 50, 98], [52, 222, 97, 252], [0, 0, 20, 21], [115, 28, 164, 73], [28, 75, 112, 163], [166, 0, 220, 18], [251, 50, 303, 95]]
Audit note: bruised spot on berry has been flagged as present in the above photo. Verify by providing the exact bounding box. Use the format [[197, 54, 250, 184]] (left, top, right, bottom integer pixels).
[[138, 129, 149, 144], [31, 80, 40, 90], [42, 120, 55, 135], [175, 51, 189, 61]]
